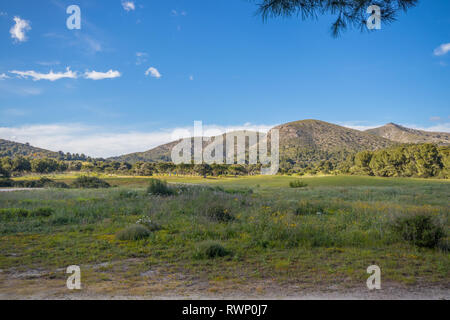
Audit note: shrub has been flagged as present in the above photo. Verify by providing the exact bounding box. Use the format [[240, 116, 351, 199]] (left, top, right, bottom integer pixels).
[[136, 216, 162, 231], [205, 204, 234, 222], [392, 213, 445, 248], [0, 179, 14, 187], [289, 180, 308, 188], [0, 207, 55, 219], [116, 225, 151, 241], [31, 207, 55, 217], [0, 208, 30, 219], [12, 178, 69, 189], [147, 179, 174, 196], [294, 201, 326, 215], [71, 176, 110, 189], [194, 241, 230, 259]]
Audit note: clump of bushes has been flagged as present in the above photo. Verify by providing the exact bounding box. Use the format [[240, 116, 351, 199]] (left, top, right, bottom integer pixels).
[[205, 204, 234, 222], [0, 177, 69, 189], [136, 216, 162, 231], [0, 207, 55, 219], [147, 179, 174, 196], [31, 207, 54, 217], [193, 241, 231, 259], [392, 213, 445, 248], [0, 179, 14, 187], [289, 180, 308, 188], [116, 225, 151, 241], [294, 200, 326, 215], [71, 176, 110, 189]]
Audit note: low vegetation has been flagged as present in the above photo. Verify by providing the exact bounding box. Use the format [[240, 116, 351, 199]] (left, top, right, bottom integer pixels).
[[71, 176, 110, 189], [146, 178, 174, 196], [289, 180, 308, 188], [392, 212, 445, 248], [116, 225, 152, 241], [194, 241, 231, 259], [0, 175, 448, 292]]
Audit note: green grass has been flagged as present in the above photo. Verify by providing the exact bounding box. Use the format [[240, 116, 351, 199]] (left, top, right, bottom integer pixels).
[[0, 174, 448, 290]]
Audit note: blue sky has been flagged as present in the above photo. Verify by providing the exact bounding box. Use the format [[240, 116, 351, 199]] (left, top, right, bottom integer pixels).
[[0, 0, 449, 157]]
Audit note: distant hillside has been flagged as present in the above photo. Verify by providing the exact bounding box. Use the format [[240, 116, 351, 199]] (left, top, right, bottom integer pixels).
[[274, 119, 394, 152], [366, 123, 450, 145], [0, 139, 59, 158], [109, 140, 181, 163], [112, 120, 395, 164]]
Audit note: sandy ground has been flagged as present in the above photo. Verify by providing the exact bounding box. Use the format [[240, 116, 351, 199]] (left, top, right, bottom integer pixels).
[[0, 268, 448, 300]]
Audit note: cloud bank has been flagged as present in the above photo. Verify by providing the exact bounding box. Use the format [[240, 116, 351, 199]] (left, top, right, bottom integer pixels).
[[9, 67, 77, 81], [0, 123, 275, 158]]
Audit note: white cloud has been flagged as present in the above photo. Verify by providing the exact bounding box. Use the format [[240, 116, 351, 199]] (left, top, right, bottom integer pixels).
[[37, 61, 61, 66], [0, 122, 276, 158], [145, 67, 161, 78], [341, 121, 450, 133], [10, 16, 31, 43], [9, 67, 77, 81], [171, 10, 187, 16], [122, 1, 135, 12], [84, 70, 121, 80], [0, 73, 9, 80], [136, 52, 148, 65], [405, 123, 450, 133], [434, 43, 450, 56]]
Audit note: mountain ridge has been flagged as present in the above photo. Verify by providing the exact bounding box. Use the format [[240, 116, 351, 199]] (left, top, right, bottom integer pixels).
[[365, 123, 450, 145], [1, 120, 448, 163]]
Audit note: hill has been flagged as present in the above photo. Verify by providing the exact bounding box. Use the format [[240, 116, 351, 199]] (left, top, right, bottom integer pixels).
[[0, 139, 59, 159], [365, 123, 450, 145], [112, 120, 395, 164]]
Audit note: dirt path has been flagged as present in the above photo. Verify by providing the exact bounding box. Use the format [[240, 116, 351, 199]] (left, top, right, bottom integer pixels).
[[0, 271, 447, 300], [0, 188, 43, 192]]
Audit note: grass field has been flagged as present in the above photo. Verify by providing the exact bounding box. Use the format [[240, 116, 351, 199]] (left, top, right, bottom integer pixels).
[[0, 174, 449, 298]]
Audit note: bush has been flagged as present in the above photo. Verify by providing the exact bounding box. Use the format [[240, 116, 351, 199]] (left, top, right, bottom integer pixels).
[[289, 180, 308, 188], [116, 225, 151, 241], [294, 201, 326, 215], [12, 178, 69, 189], [392, 213, 445, 248], [0, 179, 14, 187], [71, 176, 110, 189], [194, 241, 231, 259], [205, 204, 234, 222], [147, 179, 174, 196], [31, 207, 55, 217], [136, 216, 162, 231], [0, 207, 54, 219], [0, 208, 30, 219]]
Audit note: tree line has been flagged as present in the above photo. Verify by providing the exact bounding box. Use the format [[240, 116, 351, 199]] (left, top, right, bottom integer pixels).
[[0, 143, 448, 179]]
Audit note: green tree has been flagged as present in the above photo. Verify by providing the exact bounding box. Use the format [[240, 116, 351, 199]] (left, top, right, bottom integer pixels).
[[12, 156, 31, 173], [257, 0, 418, 37]]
